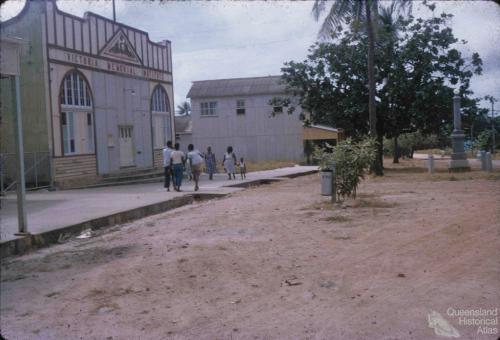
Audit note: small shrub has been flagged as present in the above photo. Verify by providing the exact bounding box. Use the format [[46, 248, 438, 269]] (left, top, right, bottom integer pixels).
[[313, 137, 376, 200]]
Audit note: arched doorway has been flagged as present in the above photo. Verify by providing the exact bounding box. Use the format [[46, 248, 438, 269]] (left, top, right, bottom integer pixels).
[[59, 71, 94, 155], [151, 85, 171, 150]]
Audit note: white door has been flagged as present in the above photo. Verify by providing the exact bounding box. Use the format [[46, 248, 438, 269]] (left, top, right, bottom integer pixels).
[[119, 126, 135, 167]]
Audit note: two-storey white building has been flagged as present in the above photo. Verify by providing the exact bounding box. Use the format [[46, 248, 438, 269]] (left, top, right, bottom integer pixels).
[[187, 76, 342, 163]]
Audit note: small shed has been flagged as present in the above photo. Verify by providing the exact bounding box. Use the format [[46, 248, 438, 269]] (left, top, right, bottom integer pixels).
[[303, 124, 344, 143]]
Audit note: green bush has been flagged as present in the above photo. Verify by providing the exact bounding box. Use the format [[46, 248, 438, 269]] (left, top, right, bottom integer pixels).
[[384, 131, 440, 158], [313, 138, 376, 200], [476, 130, 492, 151]]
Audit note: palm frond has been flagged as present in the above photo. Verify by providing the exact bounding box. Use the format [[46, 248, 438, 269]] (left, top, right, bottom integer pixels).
[[316, 0, 361, 40], [311, 0, 327, 21], [392, 0, 413, 16]]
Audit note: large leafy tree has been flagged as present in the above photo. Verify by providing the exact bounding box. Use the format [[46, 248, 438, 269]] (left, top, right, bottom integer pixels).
[[312, 0, 412, 174], [281, 10, 483, 162]]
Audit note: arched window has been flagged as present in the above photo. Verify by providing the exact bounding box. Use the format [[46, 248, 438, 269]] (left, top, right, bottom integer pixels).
[[60, 71, 94, 155], [151, 85, 171, 149]]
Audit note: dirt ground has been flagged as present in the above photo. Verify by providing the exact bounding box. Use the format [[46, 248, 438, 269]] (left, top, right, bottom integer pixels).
[[1, 167, 499, 340]]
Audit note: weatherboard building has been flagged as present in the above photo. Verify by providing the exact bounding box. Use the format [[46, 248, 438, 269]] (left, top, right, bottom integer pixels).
[[0, 1, 174, 188], [187, 76, 343, 163]]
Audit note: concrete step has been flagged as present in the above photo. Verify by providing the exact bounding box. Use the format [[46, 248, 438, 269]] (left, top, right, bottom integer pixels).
[[101, 167, 158, 178], [99, 170, 163, 183], [71, 176, 164, 190]]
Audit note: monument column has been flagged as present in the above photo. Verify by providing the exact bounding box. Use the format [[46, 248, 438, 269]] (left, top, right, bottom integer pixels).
[[449, 89, 470, 171]]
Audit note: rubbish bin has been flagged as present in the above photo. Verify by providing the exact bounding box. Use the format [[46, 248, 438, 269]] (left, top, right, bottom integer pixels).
[[320, 170, 332, 196]]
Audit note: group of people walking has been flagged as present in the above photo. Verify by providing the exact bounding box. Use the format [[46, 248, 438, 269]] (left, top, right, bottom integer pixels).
[[162, 143, 246, 192]]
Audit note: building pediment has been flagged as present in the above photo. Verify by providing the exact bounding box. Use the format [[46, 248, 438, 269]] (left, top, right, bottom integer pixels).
[[100, 29, 142, 65]]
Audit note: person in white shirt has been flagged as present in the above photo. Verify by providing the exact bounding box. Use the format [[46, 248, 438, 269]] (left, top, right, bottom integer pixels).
[[223, 146, 237, 180], [170, 143, 185, 191], [162, 141, 173, 191], [187, 144, 204, 191]]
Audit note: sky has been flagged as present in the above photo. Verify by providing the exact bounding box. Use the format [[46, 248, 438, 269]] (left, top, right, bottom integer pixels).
[[1, 0, 499, 114]]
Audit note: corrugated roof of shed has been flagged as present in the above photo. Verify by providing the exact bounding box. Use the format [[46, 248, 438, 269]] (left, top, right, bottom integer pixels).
[[187, 75, 287, 98]]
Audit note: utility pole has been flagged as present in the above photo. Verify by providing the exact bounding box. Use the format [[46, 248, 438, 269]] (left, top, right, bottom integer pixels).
[[491, 99, 496, 154], [485, 95, 497, 154], [112, 0, 116, 22]]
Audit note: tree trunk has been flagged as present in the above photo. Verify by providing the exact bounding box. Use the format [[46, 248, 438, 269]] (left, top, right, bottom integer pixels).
[[393, 135, 399, 163], [366, 1, 383, 175]]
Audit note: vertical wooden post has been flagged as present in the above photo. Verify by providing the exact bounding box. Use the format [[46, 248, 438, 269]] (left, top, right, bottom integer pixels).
[[331, 162, 336, 203], [12, 75, 28, 234]]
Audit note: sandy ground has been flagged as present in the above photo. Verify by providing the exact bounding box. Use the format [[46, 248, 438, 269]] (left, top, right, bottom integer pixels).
[[1, 169, 499, 340]]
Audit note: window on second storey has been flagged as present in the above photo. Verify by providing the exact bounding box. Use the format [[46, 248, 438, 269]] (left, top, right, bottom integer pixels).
[[201, 101, 217, 116], [236, 99, 245, 115], [273, 105, 283, 114]]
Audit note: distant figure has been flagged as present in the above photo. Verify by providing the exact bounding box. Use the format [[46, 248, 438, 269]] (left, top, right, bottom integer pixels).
[[223, 146, 237, 180], [162, 141, 174, 191], [205, 146, 217, 180], [170, 143, 185, 192], [184, 153, 193, 181], [239, 157, 246, 179], [187, 144, 204, 191]]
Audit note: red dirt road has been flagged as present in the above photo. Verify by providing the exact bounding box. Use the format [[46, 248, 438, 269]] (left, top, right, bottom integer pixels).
[[1, 171, 499, 339]]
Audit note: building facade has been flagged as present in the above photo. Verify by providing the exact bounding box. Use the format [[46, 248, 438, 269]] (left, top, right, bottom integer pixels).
[[187, 76, 341, 163], [1, 0, 174, 188]]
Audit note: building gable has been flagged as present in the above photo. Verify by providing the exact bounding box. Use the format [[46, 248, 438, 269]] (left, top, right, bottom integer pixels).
[[100, 29, 142, 65]]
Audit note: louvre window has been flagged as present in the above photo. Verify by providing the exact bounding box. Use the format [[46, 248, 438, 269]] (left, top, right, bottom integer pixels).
[[236, 99, 245, 115], [273, 106, 283, 114]]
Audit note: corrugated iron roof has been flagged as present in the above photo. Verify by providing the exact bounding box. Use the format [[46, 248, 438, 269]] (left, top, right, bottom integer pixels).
[[186, 75, 287, 98]]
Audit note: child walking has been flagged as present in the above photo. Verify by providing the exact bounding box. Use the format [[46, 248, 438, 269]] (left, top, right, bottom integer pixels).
[[239, 157, 246, 179]]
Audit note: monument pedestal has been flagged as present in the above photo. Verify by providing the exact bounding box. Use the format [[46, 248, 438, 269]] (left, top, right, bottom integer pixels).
[[448, 159, 470, 172], [448, 130, 470, 172]]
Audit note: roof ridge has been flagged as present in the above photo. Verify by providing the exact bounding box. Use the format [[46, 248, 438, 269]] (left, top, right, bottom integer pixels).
[[192, 75, 282, 83]]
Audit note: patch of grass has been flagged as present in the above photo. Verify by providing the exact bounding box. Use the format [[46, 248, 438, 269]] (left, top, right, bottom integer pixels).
[[321, 215, 351, 223], [303, 201, 341, 211], [350, 198, 397, 209], [333, 236, 352, 240], [428, 171, 500, 182]]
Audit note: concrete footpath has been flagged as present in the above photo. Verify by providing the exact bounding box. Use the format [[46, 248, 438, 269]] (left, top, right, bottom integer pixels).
[[0, 166, 317, 256]]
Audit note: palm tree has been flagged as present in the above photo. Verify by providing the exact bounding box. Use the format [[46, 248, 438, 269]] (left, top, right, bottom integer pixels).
[[176, 101, 191, 116], [312, 0, 411, 175], [378, 3, 403, 163]]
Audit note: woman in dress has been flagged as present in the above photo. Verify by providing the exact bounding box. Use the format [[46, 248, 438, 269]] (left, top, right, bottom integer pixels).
[[204, 146, 217, 180], [223, 146, 237, 180]]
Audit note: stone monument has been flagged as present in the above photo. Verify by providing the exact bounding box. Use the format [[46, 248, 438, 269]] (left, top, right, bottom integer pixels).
[[449, 89, 470, 172]]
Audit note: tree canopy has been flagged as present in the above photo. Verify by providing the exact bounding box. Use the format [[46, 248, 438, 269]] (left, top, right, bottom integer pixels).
[[281, 9, 483, 161]]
